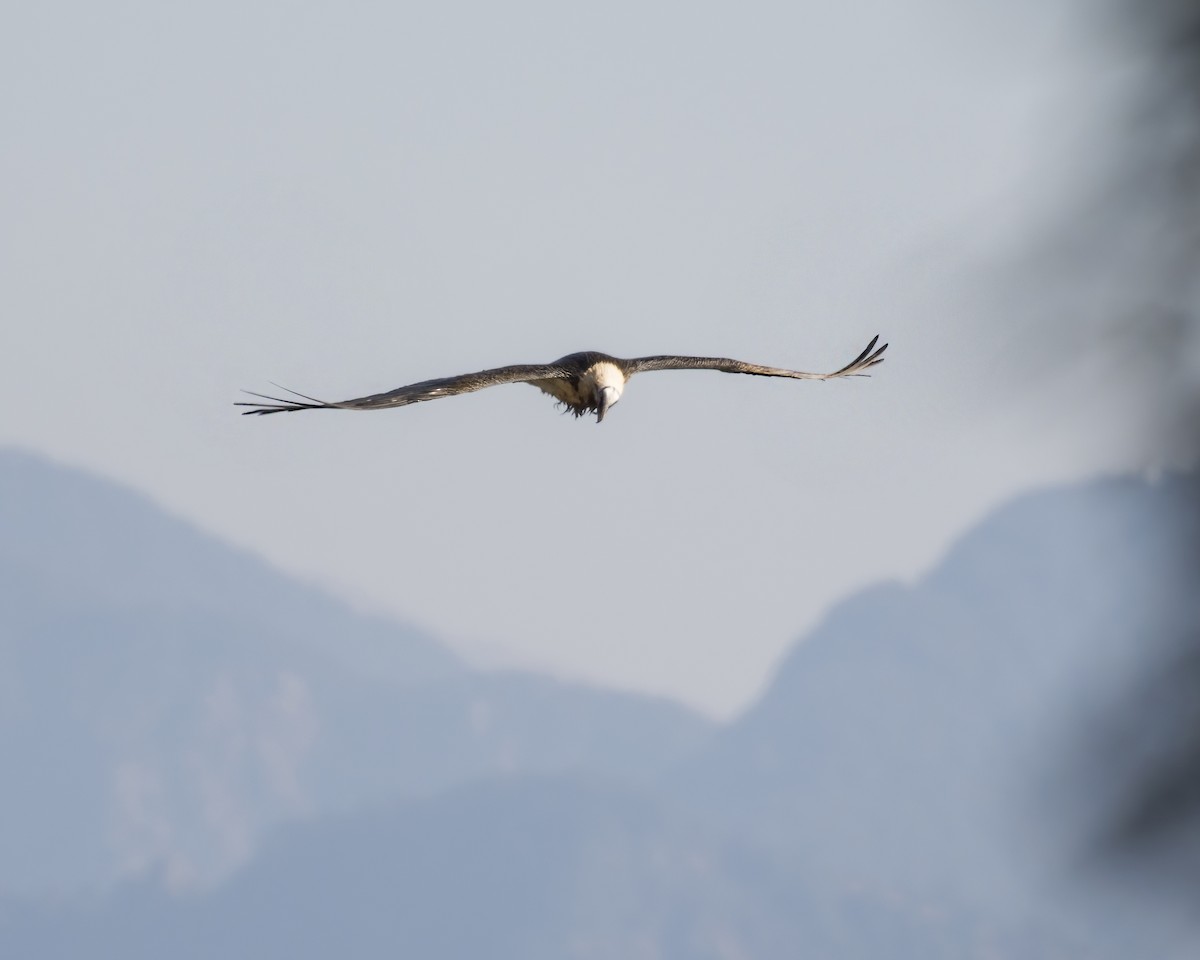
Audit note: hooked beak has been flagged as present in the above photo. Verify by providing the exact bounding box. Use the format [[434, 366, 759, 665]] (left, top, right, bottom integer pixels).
[[596, 385, 619, 423]]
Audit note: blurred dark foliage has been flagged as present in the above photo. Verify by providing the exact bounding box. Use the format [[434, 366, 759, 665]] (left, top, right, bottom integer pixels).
[[1090, 0, 1200, 888], [1103, 625, 1200, 871]]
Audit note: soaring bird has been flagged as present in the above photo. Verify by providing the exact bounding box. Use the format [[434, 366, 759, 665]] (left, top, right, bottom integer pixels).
[[238, 335, 886, 423]]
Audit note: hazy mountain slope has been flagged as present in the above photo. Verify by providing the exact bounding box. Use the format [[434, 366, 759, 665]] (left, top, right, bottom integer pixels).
[[3, 464, 1196, 956], [0, 446, 459, 686], [0, 775, 1096, 960], [673, 474, 1200, 916], [0, 448, 712, 894]]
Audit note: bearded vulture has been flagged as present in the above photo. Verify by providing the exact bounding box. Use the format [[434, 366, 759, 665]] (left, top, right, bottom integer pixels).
[[238, 336, 887, 423]]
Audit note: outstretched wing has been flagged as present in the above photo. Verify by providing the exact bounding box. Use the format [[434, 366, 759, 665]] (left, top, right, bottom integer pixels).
[[624, 335, 887, 380], [237, 363, 569, 415]]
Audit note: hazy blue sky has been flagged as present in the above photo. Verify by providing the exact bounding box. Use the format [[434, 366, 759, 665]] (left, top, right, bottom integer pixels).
[[0, 0, 1147, 716]]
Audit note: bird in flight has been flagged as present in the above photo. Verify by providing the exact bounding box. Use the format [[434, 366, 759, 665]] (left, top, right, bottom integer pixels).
[[238, 335, 887, 424]]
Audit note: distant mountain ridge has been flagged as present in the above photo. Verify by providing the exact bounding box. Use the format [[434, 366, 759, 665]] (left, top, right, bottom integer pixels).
[[673, 473, 1200, 916], [0, 447, 713, 894], [2, 448, 1196, 957], [0, 446, 459, 685]]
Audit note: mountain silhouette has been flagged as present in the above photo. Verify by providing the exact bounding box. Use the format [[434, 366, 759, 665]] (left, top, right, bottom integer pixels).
[[0, 448, 711, 893]]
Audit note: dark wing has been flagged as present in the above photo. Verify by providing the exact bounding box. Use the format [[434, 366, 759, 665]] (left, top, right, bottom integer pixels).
[[237, 363, 570, 415], [624, 335, 887, 380]]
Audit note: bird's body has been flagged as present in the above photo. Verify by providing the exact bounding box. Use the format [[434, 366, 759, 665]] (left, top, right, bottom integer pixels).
[[238, 337, 887, 423], [527, 353, 627, 419]]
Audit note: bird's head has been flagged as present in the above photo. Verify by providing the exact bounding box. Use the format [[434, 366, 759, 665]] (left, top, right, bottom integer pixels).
[[585, 361, 626, 423], [595, 384, 621, 423]]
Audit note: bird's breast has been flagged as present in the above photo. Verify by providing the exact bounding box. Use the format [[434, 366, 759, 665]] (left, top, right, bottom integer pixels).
[[529, 361, 625, 416], [531, 378, 585, 407]]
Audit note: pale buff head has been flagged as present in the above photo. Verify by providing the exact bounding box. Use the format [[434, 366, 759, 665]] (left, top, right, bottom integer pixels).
[[585, 362, 625, 423]]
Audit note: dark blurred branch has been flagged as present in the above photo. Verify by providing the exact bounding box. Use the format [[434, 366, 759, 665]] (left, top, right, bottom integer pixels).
[[1104, 630, 1200, 846], [1087, 0, 1200, 885]]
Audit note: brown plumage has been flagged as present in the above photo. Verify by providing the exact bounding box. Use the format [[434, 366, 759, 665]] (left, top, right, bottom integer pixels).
[[237, 335, 887, 423]]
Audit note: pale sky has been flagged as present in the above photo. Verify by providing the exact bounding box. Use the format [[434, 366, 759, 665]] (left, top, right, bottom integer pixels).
[[0, 0, 1145, 717]]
